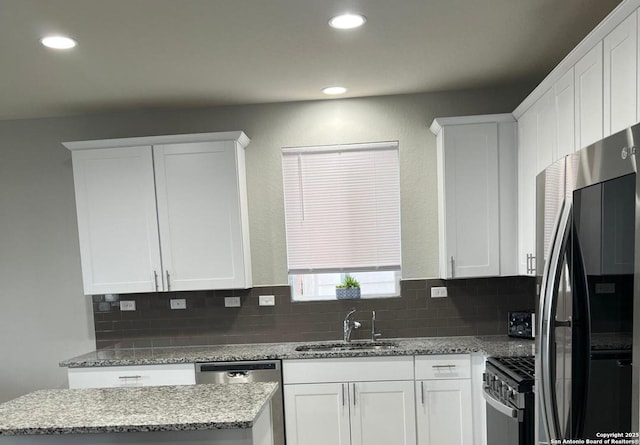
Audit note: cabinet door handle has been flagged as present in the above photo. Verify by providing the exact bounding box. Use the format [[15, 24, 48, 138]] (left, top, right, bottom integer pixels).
[[352, 383, 356, 406], [450, 256, 455, 278], [153, 270, 159, 291], [166, 270, 171, 291], [432, 364, 456, 370], [118, 375, 142, 380], [526, 253, 536, 275], [421, 381, 425, 405], [342, 384, 346, 406]]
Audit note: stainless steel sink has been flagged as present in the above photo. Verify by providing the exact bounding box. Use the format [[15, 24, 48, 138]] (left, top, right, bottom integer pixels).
[[295, 341, 399, 352]]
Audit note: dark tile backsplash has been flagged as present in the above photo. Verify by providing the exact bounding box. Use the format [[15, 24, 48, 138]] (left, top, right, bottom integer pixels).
[[92, 276, 536, 349]]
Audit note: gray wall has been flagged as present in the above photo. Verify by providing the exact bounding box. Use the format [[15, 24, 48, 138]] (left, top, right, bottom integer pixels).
[[0, 85, 528, 402]]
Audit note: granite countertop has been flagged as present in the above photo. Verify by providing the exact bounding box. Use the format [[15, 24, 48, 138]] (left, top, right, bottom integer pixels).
[[0, 382, 277, 436], [60, 335, 535, 368]]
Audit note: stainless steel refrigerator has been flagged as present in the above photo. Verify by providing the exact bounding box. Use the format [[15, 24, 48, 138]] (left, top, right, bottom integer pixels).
[[536, 125, 639, 443]]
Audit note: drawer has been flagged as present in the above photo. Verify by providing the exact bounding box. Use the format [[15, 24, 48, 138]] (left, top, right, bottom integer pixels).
[[283, 356, 414, 384], [414, 354, 471, 380], [67, 364, 196, 389]]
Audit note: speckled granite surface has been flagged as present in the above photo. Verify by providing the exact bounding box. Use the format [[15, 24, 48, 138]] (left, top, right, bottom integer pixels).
[[60, 335, 535, 368], [0, 383, 277, 436]]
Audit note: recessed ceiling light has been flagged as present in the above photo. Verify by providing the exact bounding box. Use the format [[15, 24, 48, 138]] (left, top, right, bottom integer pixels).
[[328, 14, 366, 30], [41, 35, 77, 50], [322, 86, 347, 95]]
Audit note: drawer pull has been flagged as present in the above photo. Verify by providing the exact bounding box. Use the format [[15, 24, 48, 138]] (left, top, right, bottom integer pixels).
[[432, 364, 456, 370], [118, 375, 142, 380]]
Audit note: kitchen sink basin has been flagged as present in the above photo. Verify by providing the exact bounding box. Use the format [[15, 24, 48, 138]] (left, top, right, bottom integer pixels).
[[294, 341, 399, 353]]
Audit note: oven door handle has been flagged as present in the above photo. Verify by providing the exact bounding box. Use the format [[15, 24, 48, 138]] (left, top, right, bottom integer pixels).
[[482, 387, 522, 421]]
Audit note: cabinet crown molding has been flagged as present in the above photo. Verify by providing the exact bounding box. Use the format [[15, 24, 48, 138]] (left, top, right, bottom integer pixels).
[[429, 113, 515, 136], [63, 131, 250, 151]]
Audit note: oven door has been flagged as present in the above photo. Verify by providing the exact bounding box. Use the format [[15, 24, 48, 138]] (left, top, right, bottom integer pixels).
[[483, 387, 527, 445]]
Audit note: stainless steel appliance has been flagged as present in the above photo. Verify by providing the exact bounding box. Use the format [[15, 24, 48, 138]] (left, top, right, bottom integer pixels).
[[509, 311, 536, 339], [536, 125, 639, 443], [483, 356, 535, 445], [196, 360, 285, 445]]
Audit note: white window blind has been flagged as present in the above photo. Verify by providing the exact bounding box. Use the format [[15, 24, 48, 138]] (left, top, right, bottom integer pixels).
[[282, 141, 401, 274]]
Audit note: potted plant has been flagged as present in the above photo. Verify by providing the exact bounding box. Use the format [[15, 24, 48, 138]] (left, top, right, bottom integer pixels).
[[336, 275, 361, 300]]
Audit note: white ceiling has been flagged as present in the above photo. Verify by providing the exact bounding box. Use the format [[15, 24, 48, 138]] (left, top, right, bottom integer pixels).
[[0, 0, 623, 121]]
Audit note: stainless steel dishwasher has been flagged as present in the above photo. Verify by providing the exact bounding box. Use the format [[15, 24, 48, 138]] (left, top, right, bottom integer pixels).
[[195, 360, 284, 445]]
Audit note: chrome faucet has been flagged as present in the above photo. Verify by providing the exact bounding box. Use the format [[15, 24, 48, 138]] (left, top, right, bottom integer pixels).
[[371, 310, 382, 342], [343, 308, 361, 343]]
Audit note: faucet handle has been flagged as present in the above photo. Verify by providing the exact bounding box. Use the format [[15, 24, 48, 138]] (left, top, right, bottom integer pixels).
[[353, 321, 362, 329]]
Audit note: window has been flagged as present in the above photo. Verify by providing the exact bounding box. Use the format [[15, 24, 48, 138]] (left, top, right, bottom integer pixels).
[[282, 141, 401, 301]]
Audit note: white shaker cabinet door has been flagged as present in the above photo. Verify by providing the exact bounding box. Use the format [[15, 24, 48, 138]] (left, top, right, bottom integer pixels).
[[284, 383, 351, 445], [517, 109, 537, 276], [441, 123, 499, 278], [349, 381, 417, 445], [604, 11, 638, 137], [71, 146, 162, 295], [574, 41, 604, 150], [416, 379, 473, 445], [554, 68, 576, 158], [153, 141, 251, 291]]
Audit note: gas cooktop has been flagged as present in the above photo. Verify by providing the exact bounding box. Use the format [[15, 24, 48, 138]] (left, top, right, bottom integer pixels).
[[485, 355, 535, 393]]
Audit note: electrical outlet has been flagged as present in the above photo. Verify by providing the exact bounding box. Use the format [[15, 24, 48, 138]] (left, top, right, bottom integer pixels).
[[119, 300, 136, 311], [259, 295, 276, 306], [224, 296, 241, 307], [430, 286, 448, 298], [170, 298, 187, 310]]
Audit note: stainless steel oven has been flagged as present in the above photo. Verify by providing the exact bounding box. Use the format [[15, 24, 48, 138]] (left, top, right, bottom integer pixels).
[[484, 356, 535, 445]]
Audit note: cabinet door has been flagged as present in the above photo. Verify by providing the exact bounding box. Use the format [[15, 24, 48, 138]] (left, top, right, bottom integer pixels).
[[71, 146, 162, 295], [575, 42, 604, 150], [517, 109, 537, 275], [604, 12, 637, 136], [154, 141, 250, 291], [535, 88, 557, 174], [555, 68, 576, 158], [442, 123, 499, 278], [350, 381, 416, 445], [416, 379, 473, 445], [284, 383, 351, 445]]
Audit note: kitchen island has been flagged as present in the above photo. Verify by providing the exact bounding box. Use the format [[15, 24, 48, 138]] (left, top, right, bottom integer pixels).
[[0, 382, 276, 445]]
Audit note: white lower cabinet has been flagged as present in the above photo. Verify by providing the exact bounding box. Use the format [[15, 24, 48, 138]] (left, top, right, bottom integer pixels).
[[283, 357, 416, 445], [284, 383, 351, 445], [284, 381, 415, 445], [415, 355, 474, 445], [416, 379, 473, 445], [67, 364, 196, 389]]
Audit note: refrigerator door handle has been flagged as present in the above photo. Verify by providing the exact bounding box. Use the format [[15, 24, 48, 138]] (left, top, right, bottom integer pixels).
[[539, 198, 572, 441]]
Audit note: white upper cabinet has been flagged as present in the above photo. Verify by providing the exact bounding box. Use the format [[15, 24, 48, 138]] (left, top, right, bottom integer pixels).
[[574, 42, 604, 150], [513, 2, 640, 276], [153, 141, 251, 291], [70, 146, 163, 294], [64, 131, 252, 295], [554, 68, 576, 158], [517, 109, 537, 276], [604, 11, 638, 136], [431, 114, 517, 279]]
